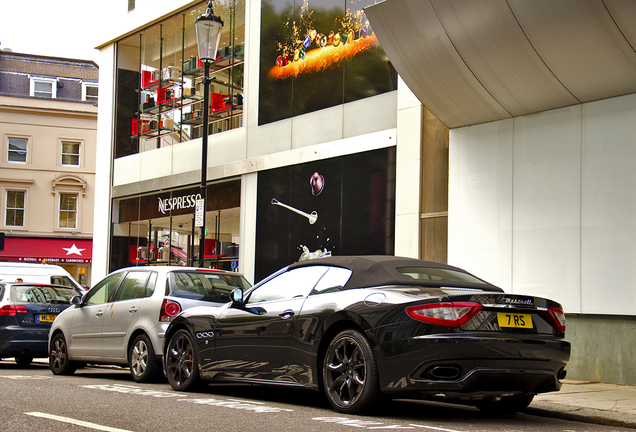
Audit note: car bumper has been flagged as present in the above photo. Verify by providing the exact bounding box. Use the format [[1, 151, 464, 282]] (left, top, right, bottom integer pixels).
[[377, 332, 570, 397], [0, 326, 50, 357]]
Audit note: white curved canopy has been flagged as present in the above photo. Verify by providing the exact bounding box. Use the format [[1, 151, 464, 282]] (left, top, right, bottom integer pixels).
[[365, 0, 636, 128]]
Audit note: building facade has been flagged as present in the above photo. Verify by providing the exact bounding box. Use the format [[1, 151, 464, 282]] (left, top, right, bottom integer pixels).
[[365, 0, 636, 386], [0, 51, 98, 288], [93, 0, 447, 286], [93, 0, 636, 386]]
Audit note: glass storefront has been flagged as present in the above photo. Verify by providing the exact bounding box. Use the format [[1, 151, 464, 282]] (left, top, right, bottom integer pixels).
[[110, 1, 245, 272], [114, 0, 245, 158], [111, 180, 241, 272]]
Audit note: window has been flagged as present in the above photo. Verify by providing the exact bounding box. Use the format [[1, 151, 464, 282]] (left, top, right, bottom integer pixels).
[[85, 273, 124, 305], [82, 83, 98, 103], [61, 141, 80, 166], [30, 77, 56, 98], [397, 266, 488, 284], [311, 267, 352, 295], [5, 190, 25, 227], [51, 276, 77, 289], [7, 138, 27, 163], [169, 271, 251, 303], [128, 0, 135, 12], [247, 266, 329, 304], [58, 193, 78, 229], [113, 271, 151, 301]]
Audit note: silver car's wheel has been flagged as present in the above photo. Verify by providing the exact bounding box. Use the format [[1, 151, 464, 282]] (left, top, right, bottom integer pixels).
[[323, 329, 380, 414], [165, 329, 203, 391], [49, 333, 77, 375], [129, 334, 161, 383]]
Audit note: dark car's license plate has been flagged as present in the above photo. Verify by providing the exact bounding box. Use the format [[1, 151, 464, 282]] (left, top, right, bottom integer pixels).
[[497, 312, 533, 328], [36, 314, 57, 323]]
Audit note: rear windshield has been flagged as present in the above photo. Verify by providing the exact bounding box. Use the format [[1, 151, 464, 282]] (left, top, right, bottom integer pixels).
[[169, 271, 251, 303], [12, 285, 80, 303], [397, 267, 487, 285]]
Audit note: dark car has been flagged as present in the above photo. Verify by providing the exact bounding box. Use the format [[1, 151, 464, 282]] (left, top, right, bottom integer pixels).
[[163, 256, 570, 414], [0, 283, 80, 366]]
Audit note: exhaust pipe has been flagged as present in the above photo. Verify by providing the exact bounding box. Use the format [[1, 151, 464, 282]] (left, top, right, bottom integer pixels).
[[428, 366, 462, 380]]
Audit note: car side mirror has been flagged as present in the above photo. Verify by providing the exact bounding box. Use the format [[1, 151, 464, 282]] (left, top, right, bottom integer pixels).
[[230, 288, 243, 306], [70, 295, 82, 306]]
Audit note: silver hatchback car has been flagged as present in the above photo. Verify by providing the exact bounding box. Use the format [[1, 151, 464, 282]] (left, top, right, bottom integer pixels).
[[48, 266, 251, 382]]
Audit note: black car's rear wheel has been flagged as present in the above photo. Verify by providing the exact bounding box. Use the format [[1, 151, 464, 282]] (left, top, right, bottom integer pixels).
[[323, 329, 380, 414], [49, 333, 77, 375], [164, 329, 202, 391], [129, 334, 161, 383], [476, 394, 535, 414]]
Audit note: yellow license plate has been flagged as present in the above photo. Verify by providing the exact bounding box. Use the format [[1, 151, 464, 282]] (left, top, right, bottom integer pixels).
[[497, 312, 533, 329], [37, 314, 57, 323]]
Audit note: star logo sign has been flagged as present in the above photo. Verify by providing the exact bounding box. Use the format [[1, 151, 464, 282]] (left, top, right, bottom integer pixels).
[[62, 244, 86, 256]]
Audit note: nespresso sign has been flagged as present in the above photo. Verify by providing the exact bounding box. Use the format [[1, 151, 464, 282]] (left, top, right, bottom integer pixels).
[[158, 193, 201, 214], [117, 181, 240, 223]]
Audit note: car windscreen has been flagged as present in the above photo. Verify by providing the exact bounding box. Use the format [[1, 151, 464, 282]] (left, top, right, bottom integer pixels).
[[396, 267, 488, 285], [50, 276, 80, 289], [12, 285, 80, 303], [169, 271, 251, 303]]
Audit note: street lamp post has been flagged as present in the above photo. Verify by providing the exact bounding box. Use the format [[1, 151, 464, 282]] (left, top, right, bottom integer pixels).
[[195, 1, 224, 267]]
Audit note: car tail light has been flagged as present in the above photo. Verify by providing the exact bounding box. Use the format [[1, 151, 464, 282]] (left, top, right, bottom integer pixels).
[[542, 307, 566, 333], [0, 305, 28, 316], [160, 299, 181, 322], [406, 302, 483, 327]]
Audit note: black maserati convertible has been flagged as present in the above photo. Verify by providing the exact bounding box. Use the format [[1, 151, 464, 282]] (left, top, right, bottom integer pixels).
[[163, 256, 570, 414]]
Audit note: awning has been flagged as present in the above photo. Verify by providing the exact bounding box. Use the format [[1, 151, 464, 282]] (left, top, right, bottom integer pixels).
[[0, 237, 92, 264], [365, 0, 636, 128]]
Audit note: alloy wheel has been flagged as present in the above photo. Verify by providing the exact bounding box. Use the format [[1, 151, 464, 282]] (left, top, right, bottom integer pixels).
[[49, 334, 76, 375], [131, 339, 150, 378], [325, 335, 367, 408], [165, 330, 200, 390]]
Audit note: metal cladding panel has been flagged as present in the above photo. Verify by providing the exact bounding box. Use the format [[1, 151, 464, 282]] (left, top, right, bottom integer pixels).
[[366, 0, 636, 128], [509, 0, 636, 102], [433, 0, 579, 116], [365, 0, 510, 128]]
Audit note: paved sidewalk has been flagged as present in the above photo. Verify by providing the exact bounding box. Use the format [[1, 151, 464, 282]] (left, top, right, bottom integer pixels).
[[529, 380, 636, 429]]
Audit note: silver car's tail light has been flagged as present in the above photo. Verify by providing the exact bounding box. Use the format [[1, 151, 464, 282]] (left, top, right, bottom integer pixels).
[[406, 302, 483, 327], [160, 299, 181, 322]]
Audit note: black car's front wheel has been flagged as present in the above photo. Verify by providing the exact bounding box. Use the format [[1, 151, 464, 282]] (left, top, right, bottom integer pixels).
[[49, 333, 77, 375], [129, 334, 161, 383], [164, 329, 203, 391], [323, 329, 380, 414]]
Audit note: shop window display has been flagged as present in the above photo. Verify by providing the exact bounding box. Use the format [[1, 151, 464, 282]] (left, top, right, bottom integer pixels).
[[114, 0, 245, 158]]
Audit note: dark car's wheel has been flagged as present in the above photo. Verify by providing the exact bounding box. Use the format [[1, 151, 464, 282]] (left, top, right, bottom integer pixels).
[[49, 333, 77, 375], [323, 329, 380, 414], [164, 329, 203, 391], [15, 354, 33, 367], [129, 334, 161, 383], [476, 394, 535, 414]]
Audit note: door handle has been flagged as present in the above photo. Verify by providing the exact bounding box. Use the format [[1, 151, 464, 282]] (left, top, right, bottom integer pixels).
[[279, 309, 295, 320], [96, 310, 103, 317], [129, 306, 138, 314]]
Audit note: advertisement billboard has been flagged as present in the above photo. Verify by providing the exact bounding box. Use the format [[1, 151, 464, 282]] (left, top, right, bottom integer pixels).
[[259, 0, 397, 125]]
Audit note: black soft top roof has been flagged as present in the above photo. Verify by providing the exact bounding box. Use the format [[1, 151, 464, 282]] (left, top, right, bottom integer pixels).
[[288, 255, 500, 290]]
